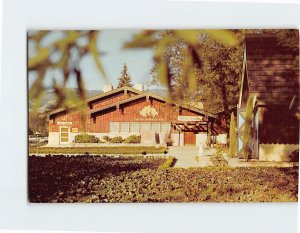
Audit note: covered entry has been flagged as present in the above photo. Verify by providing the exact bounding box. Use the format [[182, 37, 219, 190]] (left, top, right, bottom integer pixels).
[[172, 121, 211, 146]]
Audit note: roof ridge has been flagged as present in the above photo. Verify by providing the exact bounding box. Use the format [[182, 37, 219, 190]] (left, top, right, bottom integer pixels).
[[48, 87, 217, 118], [90, 91, 217, 118]]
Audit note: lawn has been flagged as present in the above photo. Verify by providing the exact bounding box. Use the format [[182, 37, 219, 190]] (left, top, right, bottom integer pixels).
[[28, 155, 298, 203], [29, 146, 168, 155]]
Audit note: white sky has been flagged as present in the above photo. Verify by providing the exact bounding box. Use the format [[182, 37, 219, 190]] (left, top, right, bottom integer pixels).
[[28, 30, 158, 91]]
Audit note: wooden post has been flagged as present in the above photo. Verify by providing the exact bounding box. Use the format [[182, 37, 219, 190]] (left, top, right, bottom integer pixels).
[[207, 120, 212, 147]]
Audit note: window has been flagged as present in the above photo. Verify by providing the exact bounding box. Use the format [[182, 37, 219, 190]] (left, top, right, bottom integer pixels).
[[140, 122, 151, 131], [109, 122, 119, 132], [161, 123, 171, 132], [120, 122, 130, 132], [151, 123, 160, 132], [130, 122, 140, 133], [109, 122, 171, 133]]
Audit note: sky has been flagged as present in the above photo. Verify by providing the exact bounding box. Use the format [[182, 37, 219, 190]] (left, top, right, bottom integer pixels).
[[28, 30, 161, 91]]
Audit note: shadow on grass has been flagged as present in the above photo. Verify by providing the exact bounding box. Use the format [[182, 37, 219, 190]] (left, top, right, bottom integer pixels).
[[28, 154, 164, 202]]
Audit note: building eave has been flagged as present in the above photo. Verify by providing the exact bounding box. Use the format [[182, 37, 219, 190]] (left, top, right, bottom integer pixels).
[[47, 86, 142, 117], [90, 92, 217, 118]]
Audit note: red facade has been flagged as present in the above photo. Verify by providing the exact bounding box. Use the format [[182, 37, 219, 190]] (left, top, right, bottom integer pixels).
[[48, 87, 218, 134]]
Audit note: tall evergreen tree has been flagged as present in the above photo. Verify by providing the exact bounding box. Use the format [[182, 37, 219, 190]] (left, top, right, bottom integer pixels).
[[229, 112, 237, 157], [117, 63, 133, 88]]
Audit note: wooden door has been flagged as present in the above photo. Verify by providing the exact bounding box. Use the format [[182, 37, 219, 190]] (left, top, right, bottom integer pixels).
[[184, 131, 196, 145], [59, 126, 70, 144]]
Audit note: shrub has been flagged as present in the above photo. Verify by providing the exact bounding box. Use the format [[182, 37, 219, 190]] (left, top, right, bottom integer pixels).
[[74, 134, 99, 143], [124, 135, 141, 143], [29, 146, 167, 155], [102, 136, 111, 142], [289, 149, 299, 162], [159, 156, 175, 169], [210, 151, 228, 167], [110, 136, 123, 143]]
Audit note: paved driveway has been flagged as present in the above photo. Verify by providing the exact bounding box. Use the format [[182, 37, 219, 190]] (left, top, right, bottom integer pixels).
[[168, 146, 216, 168]]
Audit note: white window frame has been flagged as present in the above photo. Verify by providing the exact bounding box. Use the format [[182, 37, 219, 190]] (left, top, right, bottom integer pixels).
[[59, 126, 70, 144]]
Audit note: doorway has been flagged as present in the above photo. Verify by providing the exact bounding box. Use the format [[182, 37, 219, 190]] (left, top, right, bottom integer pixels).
[[184, 131, 196, 145], [59, 126, 70, 144]]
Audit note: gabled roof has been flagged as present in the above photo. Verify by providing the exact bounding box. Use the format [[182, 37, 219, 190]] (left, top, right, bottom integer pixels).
[[90, 92, 217, 118], [48, 85, 217, 118], [47, 86, 142, 116], [243, 33, 299, 106], [87, 86, 142, 103]]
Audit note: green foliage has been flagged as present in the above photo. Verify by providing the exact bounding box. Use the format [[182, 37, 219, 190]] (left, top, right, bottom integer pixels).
[[28, 30, 297, 118], [110, 136, 123, 143], [29, 155, 299, 202], [29, 146, 167, 155], [229, 112, 237, 157], [159, 156, 175, 169], [210, 150, 229, 167], [124, 30, 243, 115], [102, 136, 111, 142], [117, 63, 133, 88], [74, 134, 99, 143], [289, 149, 299, 162], [243, 95, 254, 161], [123, 135, 141, 143], [28, 30, 106, 112], [28, 110, 48, 136]]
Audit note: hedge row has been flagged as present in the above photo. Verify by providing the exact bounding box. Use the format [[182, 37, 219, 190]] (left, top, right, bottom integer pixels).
[[29, 146, 168, 155], [159, 156, 176, 169], [75, 134, 99, 143], [74, 134, 141, 144]]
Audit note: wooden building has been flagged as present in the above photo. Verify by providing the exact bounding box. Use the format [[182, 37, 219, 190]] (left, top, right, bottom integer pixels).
[[238, 33, 299, 161], [47, 84, 227, 146]]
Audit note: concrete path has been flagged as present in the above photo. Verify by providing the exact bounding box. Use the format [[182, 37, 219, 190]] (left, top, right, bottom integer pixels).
[[168, 146, 216, 168]]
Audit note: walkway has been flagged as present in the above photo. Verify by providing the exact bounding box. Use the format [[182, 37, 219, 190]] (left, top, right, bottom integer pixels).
[[168, 146, 216, 168]]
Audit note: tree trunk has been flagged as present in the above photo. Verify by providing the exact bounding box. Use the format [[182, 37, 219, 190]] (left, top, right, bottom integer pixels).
[[220, 82, 230, 133], [207, 121, 212, 147]]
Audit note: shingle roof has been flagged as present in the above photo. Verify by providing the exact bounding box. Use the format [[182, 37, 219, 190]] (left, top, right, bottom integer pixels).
[[90, 92, 217, 118], [47, 86, 142, 116], [48, 86, 217, 118], [245, 33, 299, 106]]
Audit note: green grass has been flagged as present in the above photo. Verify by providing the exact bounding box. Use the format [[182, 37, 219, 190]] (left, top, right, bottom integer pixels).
[[28, 155, 299, 203], [29, 146, 168, 155]]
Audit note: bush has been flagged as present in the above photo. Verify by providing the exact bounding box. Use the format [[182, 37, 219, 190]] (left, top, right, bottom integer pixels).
[[124, 135, 141, 143], [102, 136, 111, 142], [159, 156, 175, 169], [29, 146, 168, 155], [289, 149, 299, 162], [210, 151, 228, 167], [110, 136, 123, 143], [74, 134, 99, 143]]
